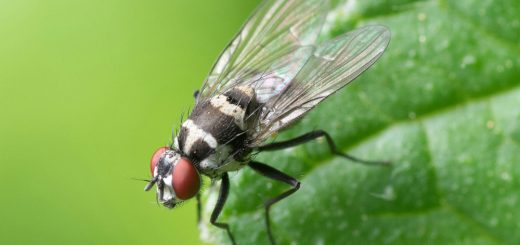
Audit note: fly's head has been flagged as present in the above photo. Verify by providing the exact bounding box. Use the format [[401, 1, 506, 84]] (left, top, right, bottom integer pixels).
[[145, 147, 201, 209]]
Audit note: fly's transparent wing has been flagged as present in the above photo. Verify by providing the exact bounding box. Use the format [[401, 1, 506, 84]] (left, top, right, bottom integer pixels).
[[251, 25, 391, 145], [198, 0, 328, 103]]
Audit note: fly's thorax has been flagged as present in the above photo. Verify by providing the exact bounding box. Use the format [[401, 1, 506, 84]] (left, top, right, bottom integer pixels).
[[209, 85, 260, 131], [198, 144, 250, 178], [174, 86, 260, 178], [177, 86, 260, 162]]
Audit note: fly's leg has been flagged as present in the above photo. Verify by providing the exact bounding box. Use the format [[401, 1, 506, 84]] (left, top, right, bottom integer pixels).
[[196, 177, 206, 224], [257, 130, 389, 165], [196, 193, 202, 224], [210, 173, 236, 245], [249, 161, 300, 245]]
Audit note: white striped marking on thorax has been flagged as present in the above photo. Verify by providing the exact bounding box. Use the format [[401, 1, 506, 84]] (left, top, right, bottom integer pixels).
[[236, 86, 254, 97], [210, 95, 246, 129], [182, 119, 218, 154]]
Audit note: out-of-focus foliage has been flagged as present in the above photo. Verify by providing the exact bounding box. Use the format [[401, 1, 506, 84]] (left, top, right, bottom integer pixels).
[[0, 1, 259, 244]]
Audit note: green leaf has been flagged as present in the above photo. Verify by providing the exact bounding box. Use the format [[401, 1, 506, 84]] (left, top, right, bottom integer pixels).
[[201, 0, 520, 244]]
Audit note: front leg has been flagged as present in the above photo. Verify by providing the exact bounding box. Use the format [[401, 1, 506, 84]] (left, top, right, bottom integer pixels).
[[249, 161, 300, 245], [196, 193, 202, 224], [210, 173, 236, 245], [257, 130, 389, 165]]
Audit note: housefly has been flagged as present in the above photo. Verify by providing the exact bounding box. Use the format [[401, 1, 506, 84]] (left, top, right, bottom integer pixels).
[[144, 0, 390, 244]]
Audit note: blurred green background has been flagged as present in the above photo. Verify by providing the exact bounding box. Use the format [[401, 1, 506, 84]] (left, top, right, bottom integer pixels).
[[0, 1, 259, 244], [3, 0, 520, 245]]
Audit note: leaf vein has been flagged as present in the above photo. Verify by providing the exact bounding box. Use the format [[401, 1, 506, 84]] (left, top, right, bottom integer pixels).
[[441, 200, 504, 245]]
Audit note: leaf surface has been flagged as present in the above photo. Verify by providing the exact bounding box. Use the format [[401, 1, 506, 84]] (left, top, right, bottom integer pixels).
[[202, 0, 520, 244]]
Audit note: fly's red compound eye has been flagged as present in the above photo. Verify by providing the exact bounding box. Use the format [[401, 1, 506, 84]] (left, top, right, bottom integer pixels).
[[150, 147, 168, 176], [172, 158, 200, 200]]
